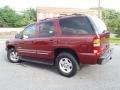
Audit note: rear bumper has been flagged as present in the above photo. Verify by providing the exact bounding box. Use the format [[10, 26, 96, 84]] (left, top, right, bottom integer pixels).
[[97, 48, 113, 65]]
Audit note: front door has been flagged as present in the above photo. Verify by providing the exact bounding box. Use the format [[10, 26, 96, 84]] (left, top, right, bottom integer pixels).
[[17, 23, 37, 59]]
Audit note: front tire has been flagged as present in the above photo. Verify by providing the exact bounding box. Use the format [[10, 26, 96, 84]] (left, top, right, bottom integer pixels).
[[56, 52, 79, 77], [7, 48, 21, 63]]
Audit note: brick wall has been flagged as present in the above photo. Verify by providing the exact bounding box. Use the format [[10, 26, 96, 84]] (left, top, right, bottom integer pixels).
[[36, 7, 99, 21]]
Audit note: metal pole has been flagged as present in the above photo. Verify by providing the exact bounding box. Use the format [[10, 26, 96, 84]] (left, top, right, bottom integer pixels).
[[98, 0, 101, 18]]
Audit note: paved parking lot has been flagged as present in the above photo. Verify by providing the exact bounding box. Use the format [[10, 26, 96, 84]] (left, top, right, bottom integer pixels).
[[0, 42, 120, 90]]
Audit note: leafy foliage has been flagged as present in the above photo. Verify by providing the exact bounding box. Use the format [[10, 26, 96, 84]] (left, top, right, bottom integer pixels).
[[0, 6, 36, 27], [102, 9, 120, 37]]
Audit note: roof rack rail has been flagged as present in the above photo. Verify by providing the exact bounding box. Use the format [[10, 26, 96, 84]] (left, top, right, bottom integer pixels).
[[60, 14, 68, 16], [40, 13, 84, 21], [72, 13, 83, 15], [40, 18, 51, 21], [58, 14, 72, 18]]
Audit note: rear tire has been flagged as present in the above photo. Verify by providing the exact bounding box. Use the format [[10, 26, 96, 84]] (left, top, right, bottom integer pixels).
[[7, 48, 21, 63], [56, 52, 79, 77]]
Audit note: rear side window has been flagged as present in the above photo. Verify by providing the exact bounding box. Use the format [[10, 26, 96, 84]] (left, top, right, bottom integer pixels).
[[59, 16, 94, 35], [39, 21, 55, 37]]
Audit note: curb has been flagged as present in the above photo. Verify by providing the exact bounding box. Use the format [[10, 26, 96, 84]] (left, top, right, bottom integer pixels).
[[110, 43, 120, 46]]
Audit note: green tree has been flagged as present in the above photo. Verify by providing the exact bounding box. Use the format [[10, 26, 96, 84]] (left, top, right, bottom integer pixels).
[[102, 9, 120, 37], [0, 6, 36, 27], [21, 8, 36, 26], [0, 6, 19, 27]]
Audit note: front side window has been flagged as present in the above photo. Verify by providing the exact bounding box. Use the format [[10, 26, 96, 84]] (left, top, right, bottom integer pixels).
[[59, 16, 94, 35], [39, 21, 55, 37], [23, 24, 36, 39]]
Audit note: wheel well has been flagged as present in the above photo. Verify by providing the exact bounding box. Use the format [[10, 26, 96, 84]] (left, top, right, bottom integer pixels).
[[54, 48, 80, 64], [7, 45, 15, 50]]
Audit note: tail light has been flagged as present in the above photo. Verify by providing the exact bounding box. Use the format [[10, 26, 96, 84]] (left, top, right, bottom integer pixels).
[[93, 38, 101, 54]]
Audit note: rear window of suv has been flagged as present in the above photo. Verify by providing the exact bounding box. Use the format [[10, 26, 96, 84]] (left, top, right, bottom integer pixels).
[[59, 16, 95, 35], [89, 16, 107, 34]]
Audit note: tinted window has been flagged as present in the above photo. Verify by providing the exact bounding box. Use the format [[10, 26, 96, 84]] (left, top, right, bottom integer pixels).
[[23, 24, 36, 38], [59, 16, 94, 35], [39, 21, 55, 37]]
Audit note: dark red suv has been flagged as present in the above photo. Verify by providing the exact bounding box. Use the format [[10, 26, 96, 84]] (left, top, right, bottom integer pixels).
[[6, 14, 113, 77]]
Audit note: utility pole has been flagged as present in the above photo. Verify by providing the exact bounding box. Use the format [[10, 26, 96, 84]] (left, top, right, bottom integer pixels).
[[98, 0, 101, 18]]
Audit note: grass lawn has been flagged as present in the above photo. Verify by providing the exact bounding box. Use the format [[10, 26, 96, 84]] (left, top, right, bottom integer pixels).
[[110, 38, 120, 44]]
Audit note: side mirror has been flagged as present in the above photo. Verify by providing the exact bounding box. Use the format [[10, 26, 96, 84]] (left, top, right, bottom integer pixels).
[[23, 35, 29, 39], [15, 32, 23, 39]]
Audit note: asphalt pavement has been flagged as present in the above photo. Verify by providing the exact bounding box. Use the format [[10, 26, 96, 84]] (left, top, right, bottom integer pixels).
[[0, 42, 120, 90]]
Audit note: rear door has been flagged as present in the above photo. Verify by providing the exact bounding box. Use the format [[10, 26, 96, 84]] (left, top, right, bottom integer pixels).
[[35, 20, 56, 63]]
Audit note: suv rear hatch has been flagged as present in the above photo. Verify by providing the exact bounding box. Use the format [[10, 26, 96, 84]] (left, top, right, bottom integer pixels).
[[88, 16, 110, 55]]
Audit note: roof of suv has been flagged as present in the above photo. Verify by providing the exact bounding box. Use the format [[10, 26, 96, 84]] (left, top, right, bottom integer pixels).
[[40, 14, 88, 22]]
